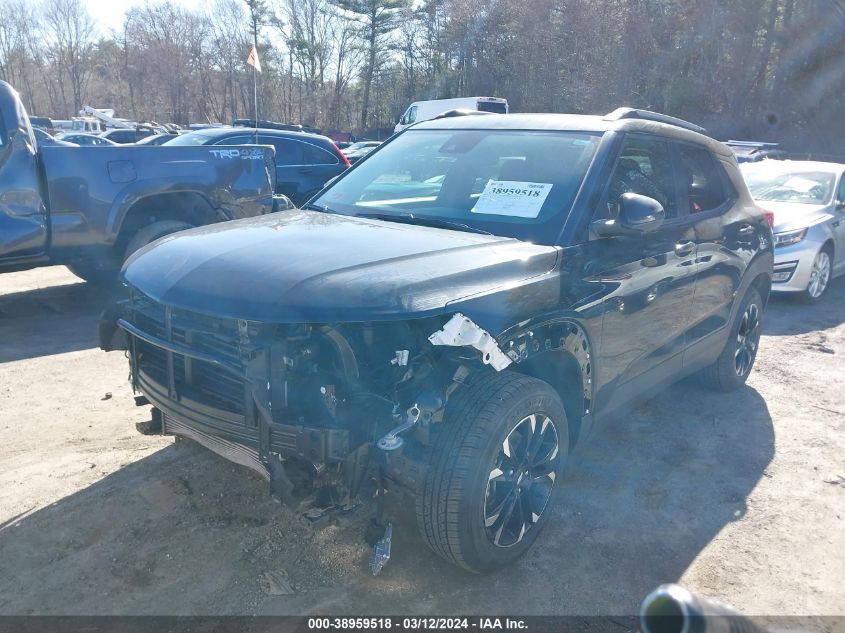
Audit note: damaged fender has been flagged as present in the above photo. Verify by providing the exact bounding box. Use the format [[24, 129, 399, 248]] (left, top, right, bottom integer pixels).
[[428, 313, 513, 371]]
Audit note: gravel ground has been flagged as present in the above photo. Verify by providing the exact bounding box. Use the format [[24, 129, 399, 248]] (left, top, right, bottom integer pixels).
[[0, 266, 842, 620]]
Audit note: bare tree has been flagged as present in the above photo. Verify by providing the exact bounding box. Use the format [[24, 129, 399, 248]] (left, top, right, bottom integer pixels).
[[329, 16, 363, 128], [329, 0, 408, 130], [284, 0, 335, 122], [1, 0, 842, 151], [41, 0, 96, 114]]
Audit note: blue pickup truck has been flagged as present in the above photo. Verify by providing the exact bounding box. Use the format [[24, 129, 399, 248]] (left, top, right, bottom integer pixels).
[[0, 81, 281, 282]]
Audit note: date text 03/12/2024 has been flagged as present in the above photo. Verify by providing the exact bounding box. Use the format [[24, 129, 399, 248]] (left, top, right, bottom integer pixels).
[[307, 617, 529, 630]]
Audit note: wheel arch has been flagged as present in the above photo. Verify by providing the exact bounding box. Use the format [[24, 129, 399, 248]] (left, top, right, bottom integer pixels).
[[749, 271, 772, 309], [112, 191, 222, 253], [498, 318, 594, 449], [821, 237, 835, 259], [512, 349, 586, 449]]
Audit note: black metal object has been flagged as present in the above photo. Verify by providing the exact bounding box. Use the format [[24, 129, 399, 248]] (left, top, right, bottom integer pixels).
[[369, 522, 392, 576]]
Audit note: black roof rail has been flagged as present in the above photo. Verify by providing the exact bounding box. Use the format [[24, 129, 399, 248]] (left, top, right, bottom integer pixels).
[[604, 107, 707, 135]]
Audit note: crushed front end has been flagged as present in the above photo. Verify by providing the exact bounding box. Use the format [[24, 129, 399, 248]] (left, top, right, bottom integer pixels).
[[106, 287, 487, 523]]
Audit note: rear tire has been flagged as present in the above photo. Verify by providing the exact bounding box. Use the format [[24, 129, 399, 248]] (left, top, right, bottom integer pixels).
[[416, 372, 568, 573], [698, 286, 763, 391], [66, 258, 121, 285], [124, 220, 194, 260], [68, 220, 194, 285]]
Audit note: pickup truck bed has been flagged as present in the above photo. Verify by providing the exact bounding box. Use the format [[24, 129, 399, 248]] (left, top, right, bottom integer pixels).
[[0, 80, 278, 280]]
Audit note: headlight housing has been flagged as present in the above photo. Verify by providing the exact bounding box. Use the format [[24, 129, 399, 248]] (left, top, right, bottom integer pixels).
[[773, 228, 808, 247]]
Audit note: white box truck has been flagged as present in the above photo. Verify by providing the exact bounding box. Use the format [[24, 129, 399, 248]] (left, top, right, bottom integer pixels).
[[394, 96, 509, 133]]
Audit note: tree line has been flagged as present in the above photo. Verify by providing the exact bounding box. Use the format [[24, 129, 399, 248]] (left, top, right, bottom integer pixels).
[[0, 0, 842, 149]]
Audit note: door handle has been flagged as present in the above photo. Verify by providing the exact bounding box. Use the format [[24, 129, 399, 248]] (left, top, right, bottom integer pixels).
[[674, 241, 695, 257], [738, 224, 755, 236]]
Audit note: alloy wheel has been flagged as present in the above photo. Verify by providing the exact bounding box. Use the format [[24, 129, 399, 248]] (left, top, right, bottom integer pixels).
[[484, 413, 559, 548], [735, 302, 761, 377], [807, 250, 831, 299]]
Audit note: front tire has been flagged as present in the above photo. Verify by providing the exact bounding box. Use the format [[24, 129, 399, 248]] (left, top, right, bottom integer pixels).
[[797, 245, 833, 304], [416, 372, 568, 573], [698, 286, 763, 391]]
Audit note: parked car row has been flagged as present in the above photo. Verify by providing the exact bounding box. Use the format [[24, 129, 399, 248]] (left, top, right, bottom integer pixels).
[[30, 118, 359, 206]]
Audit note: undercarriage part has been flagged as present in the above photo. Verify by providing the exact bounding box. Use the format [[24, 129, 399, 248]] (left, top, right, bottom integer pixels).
[[163, 413, 270, 480], [135, 406, 162, 435], [267, 457, 296, 505], [369, 522, 393, 576], [377, 405, 421, 451], [428, 313, 513, 371]]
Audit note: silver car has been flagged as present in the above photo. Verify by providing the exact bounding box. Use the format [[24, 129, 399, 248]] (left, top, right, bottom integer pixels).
[[741, 160, 845, 302]]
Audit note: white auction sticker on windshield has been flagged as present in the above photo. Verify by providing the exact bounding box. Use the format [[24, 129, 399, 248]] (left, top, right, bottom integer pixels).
[[471, 181, 553, 218]]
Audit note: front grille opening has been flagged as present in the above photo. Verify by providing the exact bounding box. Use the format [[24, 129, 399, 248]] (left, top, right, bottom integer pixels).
[[133, 317, 246, 416]]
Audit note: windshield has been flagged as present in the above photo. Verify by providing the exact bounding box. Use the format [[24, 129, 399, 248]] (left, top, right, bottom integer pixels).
[[742, 167, 835, 204], [312, 129, 600, 243], [164, 131, 214, 146]]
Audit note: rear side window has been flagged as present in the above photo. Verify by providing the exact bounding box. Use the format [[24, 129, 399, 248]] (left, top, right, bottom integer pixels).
[[301, 142, 339, 165], [478, 101, 507, 114], [109, 130, 135, 143], [215, 134, 253, 145], [259, 136, 303, 165], [677, 145, 730, 213], [837, 175, 845, 204], [603, 136, 678, 219]]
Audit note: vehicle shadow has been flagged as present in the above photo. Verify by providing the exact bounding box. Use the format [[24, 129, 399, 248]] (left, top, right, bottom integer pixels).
[[0, 281, 122, 363], [0, 379, 774, 616], [763, 275, 845, 337]]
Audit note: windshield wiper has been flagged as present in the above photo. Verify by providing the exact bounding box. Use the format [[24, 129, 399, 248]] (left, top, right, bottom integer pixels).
[[302, 202, 335, 213], [356, 211, 492, 235]]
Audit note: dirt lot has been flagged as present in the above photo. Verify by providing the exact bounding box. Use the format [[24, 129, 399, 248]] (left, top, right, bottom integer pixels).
[[0, 266, 843, 619]]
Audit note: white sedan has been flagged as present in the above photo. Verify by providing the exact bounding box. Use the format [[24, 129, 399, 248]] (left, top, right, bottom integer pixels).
[[741, 160, 845, 302]]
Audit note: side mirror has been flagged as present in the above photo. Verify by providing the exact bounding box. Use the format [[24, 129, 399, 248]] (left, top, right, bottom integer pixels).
[[273, 194, 296, 212], [836, 200, 845, 211], [593, 193, 666, 237]]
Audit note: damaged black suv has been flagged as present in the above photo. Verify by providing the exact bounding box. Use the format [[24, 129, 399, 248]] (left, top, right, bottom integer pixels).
[[101, 108, 773, 573]]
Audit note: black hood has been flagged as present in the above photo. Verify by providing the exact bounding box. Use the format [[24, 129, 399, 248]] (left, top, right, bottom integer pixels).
[[122, 210, 560, 326]]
